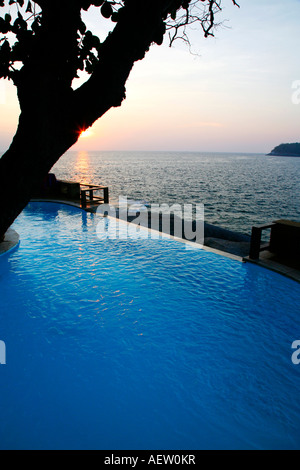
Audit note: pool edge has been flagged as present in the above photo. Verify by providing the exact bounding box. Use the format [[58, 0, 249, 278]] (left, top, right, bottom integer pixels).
[[7, 201, 300, 283], [243, 255, 300, 284], [0, 228, 20, 257]]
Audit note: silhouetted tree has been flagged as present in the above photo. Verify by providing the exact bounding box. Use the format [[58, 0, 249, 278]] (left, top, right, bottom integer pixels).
[[0, 0, 238, 238]]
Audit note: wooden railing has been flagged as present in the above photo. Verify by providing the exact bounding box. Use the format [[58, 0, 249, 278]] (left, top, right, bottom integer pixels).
[[32, 174, 109, 210], [249, 220, 300, 263], [80, 184, 109, 208]]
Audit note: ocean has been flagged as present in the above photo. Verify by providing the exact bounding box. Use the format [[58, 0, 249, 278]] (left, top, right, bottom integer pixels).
[[52, 151, 300, 236]]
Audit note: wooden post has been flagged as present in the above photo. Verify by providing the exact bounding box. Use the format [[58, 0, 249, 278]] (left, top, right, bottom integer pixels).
[[81, 190, 86, 208], [249, 226, 262, 259], [104, 187, 109, 204], [249, 223, 275, 260]]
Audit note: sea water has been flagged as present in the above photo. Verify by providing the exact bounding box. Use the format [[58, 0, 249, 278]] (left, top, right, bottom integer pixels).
[[52, 151, 300, 235]]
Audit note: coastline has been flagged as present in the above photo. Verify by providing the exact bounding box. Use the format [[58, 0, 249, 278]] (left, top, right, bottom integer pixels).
[[267, 153, 300, 157]]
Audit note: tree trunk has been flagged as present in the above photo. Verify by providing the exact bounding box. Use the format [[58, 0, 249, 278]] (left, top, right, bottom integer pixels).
[[0, 105, 79, 239], [0, 0, 169, 239]]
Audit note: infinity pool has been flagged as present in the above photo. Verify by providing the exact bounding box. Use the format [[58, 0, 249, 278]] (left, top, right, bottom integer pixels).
[[0, 202, 299, 450]]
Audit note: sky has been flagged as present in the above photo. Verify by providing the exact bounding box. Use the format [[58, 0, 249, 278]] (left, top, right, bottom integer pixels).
[[0, 0, 300, 153]]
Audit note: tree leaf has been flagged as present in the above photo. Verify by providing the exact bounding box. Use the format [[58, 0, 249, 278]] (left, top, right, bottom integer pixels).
[[111, 12, 119, 23], [31, 16, 41, 34], [100, 2, 113, 19], [1, 39, 11, 56]]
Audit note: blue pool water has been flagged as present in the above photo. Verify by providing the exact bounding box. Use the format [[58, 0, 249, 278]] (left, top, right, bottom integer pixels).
[[0, 202, 299, 450]]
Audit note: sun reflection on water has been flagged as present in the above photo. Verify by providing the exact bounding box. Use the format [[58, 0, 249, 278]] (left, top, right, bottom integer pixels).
[[74, 151, 92, 183]]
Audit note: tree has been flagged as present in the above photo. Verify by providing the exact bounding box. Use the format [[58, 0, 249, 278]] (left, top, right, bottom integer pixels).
[[0, 0, 239, 239]]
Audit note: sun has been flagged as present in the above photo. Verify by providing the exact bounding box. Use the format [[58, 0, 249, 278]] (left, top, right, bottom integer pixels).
[[79, 128, 94, 138]]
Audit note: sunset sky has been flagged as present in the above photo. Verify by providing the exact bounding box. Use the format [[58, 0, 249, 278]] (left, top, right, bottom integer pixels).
[[0, 0, 300, 153]]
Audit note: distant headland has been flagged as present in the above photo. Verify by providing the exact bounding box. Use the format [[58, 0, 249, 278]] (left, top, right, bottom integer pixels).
[[267, 142, 300, 157]]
